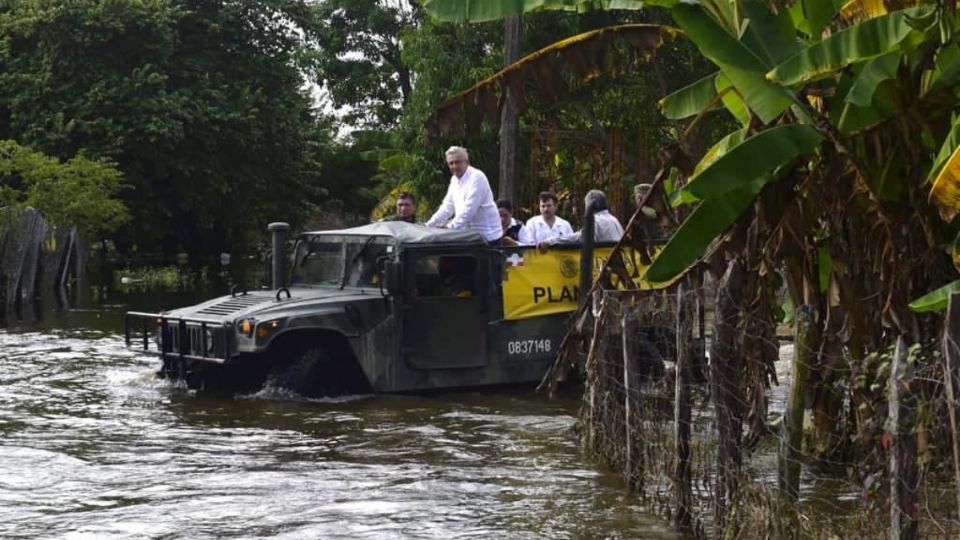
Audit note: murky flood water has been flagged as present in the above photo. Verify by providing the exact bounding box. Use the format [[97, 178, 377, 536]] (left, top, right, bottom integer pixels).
[[0, 292, 678, 539]]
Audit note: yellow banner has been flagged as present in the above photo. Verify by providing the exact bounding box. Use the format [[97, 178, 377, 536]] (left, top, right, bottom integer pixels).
[[501, 246, 660, 321]]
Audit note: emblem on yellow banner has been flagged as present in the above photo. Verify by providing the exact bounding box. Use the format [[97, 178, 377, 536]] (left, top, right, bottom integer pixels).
[[501, 246, 659, 321]]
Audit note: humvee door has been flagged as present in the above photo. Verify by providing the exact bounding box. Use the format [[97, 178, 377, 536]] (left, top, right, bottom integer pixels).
[[401, 249, 488, 369]]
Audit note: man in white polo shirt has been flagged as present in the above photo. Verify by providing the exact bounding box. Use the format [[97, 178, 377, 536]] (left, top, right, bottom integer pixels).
[[538, 189, 624, 250], [520, 191, 573, 244], [426, 146, 503, 243]]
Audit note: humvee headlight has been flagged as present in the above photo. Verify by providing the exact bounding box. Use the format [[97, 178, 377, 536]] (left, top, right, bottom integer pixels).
[[238, 319, 255, 337], [255, 319, 283, 340]]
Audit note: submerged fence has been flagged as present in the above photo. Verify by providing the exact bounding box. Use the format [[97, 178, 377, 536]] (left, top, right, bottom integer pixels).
[[558, 265, 960, 539], [0, 207, 84, 306]]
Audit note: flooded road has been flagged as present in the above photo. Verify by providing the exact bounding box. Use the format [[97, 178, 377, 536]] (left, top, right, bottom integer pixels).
[[0, 298, 678, 539]]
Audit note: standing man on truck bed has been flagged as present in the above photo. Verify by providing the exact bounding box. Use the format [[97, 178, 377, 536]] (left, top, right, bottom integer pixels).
[[426, 146, 503, 244]]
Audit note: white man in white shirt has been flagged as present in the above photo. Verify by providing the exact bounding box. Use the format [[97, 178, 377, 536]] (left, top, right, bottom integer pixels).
[[520, 191, 573, 244], [538, 189, 624, 250], [426, 146, 503, 244]]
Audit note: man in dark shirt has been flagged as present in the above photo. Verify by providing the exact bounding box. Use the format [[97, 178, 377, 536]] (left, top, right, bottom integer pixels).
[[381, 192, 417, 223]]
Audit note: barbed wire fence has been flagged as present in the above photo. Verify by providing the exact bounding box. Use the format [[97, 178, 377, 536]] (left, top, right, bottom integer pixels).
[[562, 266, 960, 539]]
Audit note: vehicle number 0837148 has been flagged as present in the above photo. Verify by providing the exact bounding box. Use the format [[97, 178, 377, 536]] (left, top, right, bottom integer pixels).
[[507, 339, 552, 355]]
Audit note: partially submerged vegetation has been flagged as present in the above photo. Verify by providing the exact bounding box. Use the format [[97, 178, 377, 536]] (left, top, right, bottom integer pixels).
[[423, 0, 960, 536]]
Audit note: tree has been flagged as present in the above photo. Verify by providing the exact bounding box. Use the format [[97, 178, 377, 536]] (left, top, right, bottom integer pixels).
[[0, 140, 128, 237], [308, 0, 421, 128], [0, 0, 330, 260]]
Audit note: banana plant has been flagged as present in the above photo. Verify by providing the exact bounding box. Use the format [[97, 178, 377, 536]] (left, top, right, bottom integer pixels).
[[425, 0, 947, 288], [423, 0, 960, 466]]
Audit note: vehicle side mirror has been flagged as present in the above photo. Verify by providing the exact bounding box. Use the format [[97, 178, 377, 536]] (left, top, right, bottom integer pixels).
[[381, 259, 402, 296]]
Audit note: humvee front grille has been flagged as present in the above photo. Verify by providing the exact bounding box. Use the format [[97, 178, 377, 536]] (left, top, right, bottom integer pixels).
[[161, 320, 230, 360], [125, 312, 233, 363], [196, 295, 272, 316]]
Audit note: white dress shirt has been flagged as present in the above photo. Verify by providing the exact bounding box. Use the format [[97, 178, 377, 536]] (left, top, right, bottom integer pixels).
[[521, 214, 573, 244], [549, 210, 624, 245], [426, 166, 502, 242]]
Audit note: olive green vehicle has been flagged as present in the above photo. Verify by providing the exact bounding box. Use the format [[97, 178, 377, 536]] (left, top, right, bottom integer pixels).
[[125, 221, 570, 396]]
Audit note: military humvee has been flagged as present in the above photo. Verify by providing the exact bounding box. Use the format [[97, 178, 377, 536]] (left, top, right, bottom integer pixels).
[[126, 221, 582, 396]]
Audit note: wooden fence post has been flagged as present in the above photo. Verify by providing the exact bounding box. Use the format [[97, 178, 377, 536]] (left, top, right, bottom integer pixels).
[[622, 309, 633, 478], [779, 304, 814, 503], [889, 336, 918, 540], [943, 292, 960, 520], [674, 277, 693, 530], [711, 259, 745, 531]]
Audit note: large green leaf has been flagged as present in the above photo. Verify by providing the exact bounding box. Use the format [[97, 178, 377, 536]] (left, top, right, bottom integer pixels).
[[646, 177, 768, 283], [715, 73, 751, 125], [672, 127, 749, 207], [422, 0, 654, 22], [659, 73, 719, 119], [927, 115, 960, 185], [908, 279, 960, 312], [844, 51, 901, 107], [683, 125, 824, 200], [672, 3, 768, 72], [801, 0, 839, 40], [741, 0, 802, 67], [673, 3, 794, 124], [693, 127, 749, 177], [924, 44, 960, 97], [767, 8, 930, 86], [717, 62, 794, 123]]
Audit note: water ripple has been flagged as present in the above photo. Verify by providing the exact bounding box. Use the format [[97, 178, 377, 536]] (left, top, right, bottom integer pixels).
[[0, 327, 677, 539]]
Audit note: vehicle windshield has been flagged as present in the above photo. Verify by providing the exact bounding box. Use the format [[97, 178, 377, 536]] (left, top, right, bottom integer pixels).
[[291, 236, 392, 288]]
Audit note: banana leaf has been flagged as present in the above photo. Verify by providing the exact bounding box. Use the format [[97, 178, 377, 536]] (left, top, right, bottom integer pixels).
[[844, 51, 901, 106], [682, 125, 823, 200], [839, 0, 887, 24], [646, 177, 769, 283], [715, 73, 751, 124], [425, 24, 677, 138], [801, 0, 840, 39], [741, 0, 802, 67], [929, 143, 960, 221], [673, 3, 794, 123], [927, 115, 960, 185], [659, 73, 719, 119], [767, 8, 930, 86], [924, 44, 960, 97], [908, 279, 960, 312], [693, 127, 750, 177]]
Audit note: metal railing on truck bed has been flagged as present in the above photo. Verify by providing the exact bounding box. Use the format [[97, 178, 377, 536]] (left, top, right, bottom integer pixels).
[[125, 312, 233, 364]]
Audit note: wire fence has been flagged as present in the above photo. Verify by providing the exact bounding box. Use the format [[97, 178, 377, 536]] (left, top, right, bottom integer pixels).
[[572, 271, 960, 539]]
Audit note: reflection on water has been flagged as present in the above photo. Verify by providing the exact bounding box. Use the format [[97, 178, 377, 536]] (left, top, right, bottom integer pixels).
[[0, 286, 679, 539]]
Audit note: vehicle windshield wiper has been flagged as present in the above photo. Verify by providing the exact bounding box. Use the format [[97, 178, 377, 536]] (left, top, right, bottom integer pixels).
[[340, 237, 377, 290]]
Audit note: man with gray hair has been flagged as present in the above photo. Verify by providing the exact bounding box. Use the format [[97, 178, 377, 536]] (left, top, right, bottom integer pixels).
[[426, 146, 503, 243], [538, 189, 624, 250]]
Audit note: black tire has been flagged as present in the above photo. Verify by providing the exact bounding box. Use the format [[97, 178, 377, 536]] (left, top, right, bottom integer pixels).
[[268, 346, 370, 398]]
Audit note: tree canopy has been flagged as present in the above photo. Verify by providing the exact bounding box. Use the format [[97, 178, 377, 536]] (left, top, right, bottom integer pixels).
[[0, 0, 328, 259], [0, 140, 128, 237]]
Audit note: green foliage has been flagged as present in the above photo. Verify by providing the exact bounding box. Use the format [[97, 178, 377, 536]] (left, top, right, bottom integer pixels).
[[767, 8, 930, 86], [308, 0, 419, 128], [0, 0, 330, 260], [388, 15, 504, 206], [908, 279, 960, 312], [0, 140, 128, 236], [659, 73, 719, 120]]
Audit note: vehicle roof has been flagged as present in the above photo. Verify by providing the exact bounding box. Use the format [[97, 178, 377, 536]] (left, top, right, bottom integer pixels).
[[303, 221, 488, 246]]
